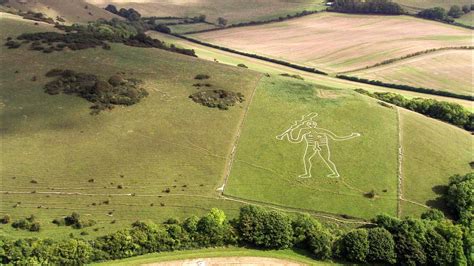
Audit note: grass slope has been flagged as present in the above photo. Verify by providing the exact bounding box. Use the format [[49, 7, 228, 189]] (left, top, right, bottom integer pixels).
[[393, 0, 472, 13], [225, 76, 399, 219], [0, 14, 260, 239], [349, 49, 473, 96], [192, 13, 472, 73], [93, 247, 337, 266], [5, 0, 120, 23], [400, 109, 473, 217], [86, 0, 326, 25]]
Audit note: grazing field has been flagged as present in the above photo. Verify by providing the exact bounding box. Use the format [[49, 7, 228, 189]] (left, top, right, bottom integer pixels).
[[86, 0, 326, 24], [148, 31, 474, 110], [168, 22, 217, 34], [5, 0, 119, 23], [0, 14, 260, 239], [393, 0, 473, 13], [455, 12, 474, 27], [399, 110, 472, 217], [225, 76, 400, 219], [349, 49, 474, 96], [192, 13, 472, 73]]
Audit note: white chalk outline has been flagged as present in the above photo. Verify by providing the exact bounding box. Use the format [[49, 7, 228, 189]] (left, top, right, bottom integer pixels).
[[276, 113, 360, 178]]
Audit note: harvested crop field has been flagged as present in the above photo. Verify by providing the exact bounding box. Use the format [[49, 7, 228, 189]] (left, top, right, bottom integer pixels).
[[349, 49, 474, 96], [192, 13, 473, 73], [86, 0, 325, 24]]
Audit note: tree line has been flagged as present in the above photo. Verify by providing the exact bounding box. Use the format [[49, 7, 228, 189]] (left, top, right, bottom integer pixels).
[[355, 89, 474, 131], [1, 172, 472, 265], [337, 75, 473, 101], [328, 0, 404, 15]]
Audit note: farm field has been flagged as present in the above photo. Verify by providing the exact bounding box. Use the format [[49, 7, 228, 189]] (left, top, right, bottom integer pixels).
[[168, 22, 217, 34], [148, 31, 474, 110], [348, 49, 474, 96], [192, 12, 473, 73], [0, 14, 260, 239], [225, 76, 400, 219], [399, 110, 472, 217], [86, 0, 326, 25]]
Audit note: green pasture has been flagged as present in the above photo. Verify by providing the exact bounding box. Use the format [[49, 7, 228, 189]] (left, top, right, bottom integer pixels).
[[225, 76, 399, 219], [169, 23, 218, 34], [0, 15, 261, 239], [92, 247, 338, 266], [400, 110, 472, 217], [455, 12, 474, 27]]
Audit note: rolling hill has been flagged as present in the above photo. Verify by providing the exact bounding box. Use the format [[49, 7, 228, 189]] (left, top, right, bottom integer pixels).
[[4, 0, 120, 23]]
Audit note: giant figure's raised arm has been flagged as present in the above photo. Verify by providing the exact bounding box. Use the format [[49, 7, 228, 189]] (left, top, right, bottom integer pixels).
[[321, 129, 360, 141], [286, 127, 307, 143]]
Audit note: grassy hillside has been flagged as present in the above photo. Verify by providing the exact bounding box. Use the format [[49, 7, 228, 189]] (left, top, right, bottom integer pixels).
[[349, 49, 473, 96], [4, 0, 120, 23], [86, 0, 326, 25], [393, 0, 472, 13], [0, 14, 261, 239], [225, 76, 399, 219], [192, 13, 472, 73], [400, 109, 472, 217]]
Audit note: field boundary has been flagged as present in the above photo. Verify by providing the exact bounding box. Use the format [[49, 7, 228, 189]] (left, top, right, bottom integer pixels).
[[396, 107, 403, 218], [219, 75, 263, 193], [341, 46, 474, 74]]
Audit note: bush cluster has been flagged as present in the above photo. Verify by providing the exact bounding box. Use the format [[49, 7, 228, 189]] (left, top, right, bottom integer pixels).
[[189, 89, 245, 110], [417, 5, 474, 29], [53, 212, 97, 229], [338, 75, 473, 101], [355, 89, 474, 131], [104, 5, 141, 21], [11, 215, 40, 232], [44, 69, 148, 114], [280, 73, 304, 80], [21, 11, 55, 24], [329, 0, 404, 15]]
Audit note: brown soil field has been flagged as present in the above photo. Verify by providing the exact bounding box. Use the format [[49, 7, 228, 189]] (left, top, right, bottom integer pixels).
[[85, 0, 324, 24], [5, 0, 120, 23], [145, 257, 303, 266], [192, 13, 472, 73], [349, 49, 474, 95]]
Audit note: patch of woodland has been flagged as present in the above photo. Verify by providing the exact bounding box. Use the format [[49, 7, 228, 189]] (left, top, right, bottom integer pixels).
[[328, 0, 404, 15], [4, 18, 196, 56], [190, 89, 245, 110], [44, 69, 148, 115], [355, 89, 474, 131]]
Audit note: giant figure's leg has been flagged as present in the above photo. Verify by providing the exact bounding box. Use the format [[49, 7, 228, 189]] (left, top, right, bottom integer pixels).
[[298, 145, 318, 178], [318, 145, 340, 178]]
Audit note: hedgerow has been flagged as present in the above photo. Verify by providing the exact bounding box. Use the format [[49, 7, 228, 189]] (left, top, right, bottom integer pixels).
[[355, 89, 474, 131], [338, 75, 473, 101]]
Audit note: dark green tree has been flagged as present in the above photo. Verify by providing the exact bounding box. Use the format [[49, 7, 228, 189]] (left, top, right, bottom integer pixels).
[[367, 228, 396, 264], [448, 5, 464, 18], [339, 229, 369, 262]]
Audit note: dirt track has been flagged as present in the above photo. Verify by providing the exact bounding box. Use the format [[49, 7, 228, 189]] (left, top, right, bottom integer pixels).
[[145, 257, 303, 266]]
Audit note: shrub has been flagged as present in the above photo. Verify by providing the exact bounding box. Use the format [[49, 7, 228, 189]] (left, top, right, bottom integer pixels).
[[105, 4, 118, 14], [194, 74, 210, 80], [366, 228, 396, 264], [445, 173, 473, 226], [448, 5, 464, 18], [53, 212, 96, 229], [189, 89, 245, 110], [338, 229, 369, 262], [462, 5, 471, 14], [11, 215, 40, 232], [237, 205, 293, 249], [237, 63, 248, 68], [307, 229, 333, 260], [0, 215, 11, 224], [4, 40, 21, 49]]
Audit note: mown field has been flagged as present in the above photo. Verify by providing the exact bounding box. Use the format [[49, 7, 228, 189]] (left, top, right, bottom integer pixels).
[[149, 31, 474, 110], [348, 49, 473, 96], [86, 0, 326, 25], [0, 14, 260, 239], [225, 76, 399, 219], [192, 13, 472, 73]]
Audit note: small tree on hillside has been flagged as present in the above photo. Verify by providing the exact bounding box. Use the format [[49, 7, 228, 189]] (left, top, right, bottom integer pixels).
[[462, 5, 470, 14], [448, 5, 464, 18], [339, 229, 369, 262], [217, 17, 228, 27], [367, 228, 396, 264]]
